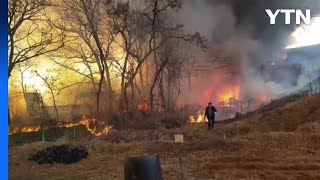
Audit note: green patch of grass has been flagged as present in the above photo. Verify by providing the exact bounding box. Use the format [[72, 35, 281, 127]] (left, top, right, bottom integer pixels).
[[9, 125, 92, 147]]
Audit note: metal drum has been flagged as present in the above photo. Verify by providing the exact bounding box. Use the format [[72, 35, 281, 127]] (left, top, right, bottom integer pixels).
[[124, 154, 163, 180]]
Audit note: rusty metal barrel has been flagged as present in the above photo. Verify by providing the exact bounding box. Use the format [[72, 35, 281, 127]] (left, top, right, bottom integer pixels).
[[124, 154, 163, 180]]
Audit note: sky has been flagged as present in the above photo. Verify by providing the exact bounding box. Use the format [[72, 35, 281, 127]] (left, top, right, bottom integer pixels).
[[287, 17, 320, 49]]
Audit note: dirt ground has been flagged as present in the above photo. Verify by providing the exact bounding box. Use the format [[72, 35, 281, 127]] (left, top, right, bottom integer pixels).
[[9, 95, 320, 180]]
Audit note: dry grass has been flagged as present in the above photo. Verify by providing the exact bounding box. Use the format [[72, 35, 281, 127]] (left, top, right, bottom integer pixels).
[[9, 94, 320, 180]]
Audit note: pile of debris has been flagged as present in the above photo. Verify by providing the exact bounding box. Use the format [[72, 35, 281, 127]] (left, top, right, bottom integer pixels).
[[29, 145, 89, 164]]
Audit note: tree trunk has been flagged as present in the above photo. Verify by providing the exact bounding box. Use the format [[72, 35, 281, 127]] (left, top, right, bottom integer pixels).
[[50, 89, 60, 121], [150, 56, 169, 110], [96, 63, 105, 115], [8, 63, 14, 79], [8, 33, 15, 80], [105, 64, 114, 112], [120, 50, 129, 112]]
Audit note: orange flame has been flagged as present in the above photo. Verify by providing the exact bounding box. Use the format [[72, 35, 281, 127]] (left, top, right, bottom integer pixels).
[[9, 115, 113, 136], [137, 102, 149, 111], [9, 126, 41, 135], [217, 86, 240, 103], [189, 111, 207, 123]]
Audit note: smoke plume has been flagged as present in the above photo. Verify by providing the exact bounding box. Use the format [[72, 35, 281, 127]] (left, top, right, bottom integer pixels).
[[176, 0, 320, 106]]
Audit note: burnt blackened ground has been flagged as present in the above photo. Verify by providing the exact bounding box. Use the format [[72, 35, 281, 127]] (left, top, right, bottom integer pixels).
[[29, 145, 88, 164]]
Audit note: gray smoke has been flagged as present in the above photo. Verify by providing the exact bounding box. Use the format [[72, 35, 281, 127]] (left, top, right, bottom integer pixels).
[[176, 0, 320, 103]]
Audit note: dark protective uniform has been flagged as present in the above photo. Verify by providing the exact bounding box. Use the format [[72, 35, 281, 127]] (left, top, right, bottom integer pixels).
[[205, 105, 217, 129]]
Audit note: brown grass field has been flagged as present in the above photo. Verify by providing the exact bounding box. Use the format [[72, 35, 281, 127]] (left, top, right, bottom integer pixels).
[[9, 94, 320, 180]]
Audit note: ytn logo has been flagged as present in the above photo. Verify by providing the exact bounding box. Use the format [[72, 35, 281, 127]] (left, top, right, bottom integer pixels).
[[266, 9, 311, 25]]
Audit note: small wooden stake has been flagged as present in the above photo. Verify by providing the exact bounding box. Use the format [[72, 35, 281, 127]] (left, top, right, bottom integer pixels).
[[175, 134, 185, 179]]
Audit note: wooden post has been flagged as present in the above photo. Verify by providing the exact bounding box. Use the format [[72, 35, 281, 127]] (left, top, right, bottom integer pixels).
[[178, 144, 184, 179], [175, 134, 185, 179]]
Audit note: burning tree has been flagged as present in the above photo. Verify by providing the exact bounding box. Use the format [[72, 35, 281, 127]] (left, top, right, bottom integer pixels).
[[48, 0, 207, 113], [8, 0, 207, 130]]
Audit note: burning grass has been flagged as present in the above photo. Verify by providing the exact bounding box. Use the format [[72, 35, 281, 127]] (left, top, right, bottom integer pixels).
[[9, 115, 113, 147], [188, 111, 207, 123], [9, 94, 320, 179], [9, 115, 113, 136]]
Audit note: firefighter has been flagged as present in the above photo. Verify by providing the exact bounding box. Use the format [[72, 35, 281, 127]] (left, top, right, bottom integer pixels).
[[204, 102, 217, 130]]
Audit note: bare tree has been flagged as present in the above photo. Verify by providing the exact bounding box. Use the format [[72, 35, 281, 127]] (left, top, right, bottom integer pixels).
[[49, 44, 99, 93], [8, 0, 65, 79], [34, 70, 62, 121], [34, 69, 86, 121], [104, 0, 208, 112], [51, 0, 115, 115], [144, 0, 207, 110], [106, 0, 183, 111], [16, 62, 37, 120]]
